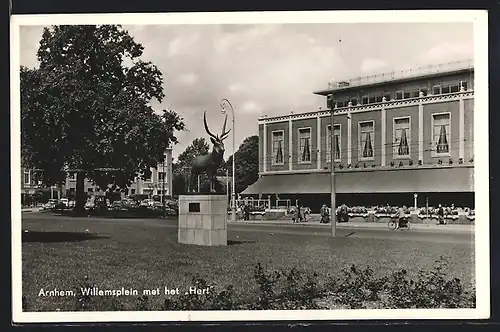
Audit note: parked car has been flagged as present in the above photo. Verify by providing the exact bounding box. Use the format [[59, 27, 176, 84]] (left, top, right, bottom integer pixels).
[[42, 199, 58, 210], [140, 199, 156, 208], [121, 198, 137, 209]]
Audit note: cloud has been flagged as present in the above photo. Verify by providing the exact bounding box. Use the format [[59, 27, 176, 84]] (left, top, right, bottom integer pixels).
[[423, 42, 473, 62], [227, 83, 247, 94], [360, 58, 389, 74], [241, 101, 262, 113], [178, 73, 198, 86], [167, 33, 200, 57]]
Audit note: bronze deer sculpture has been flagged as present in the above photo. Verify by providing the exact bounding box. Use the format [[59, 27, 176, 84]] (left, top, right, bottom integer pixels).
[[188, 111, 231, 193]]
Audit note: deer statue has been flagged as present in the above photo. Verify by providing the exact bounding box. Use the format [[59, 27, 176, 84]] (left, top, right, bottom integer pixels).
[[188, 111, 231, 193]]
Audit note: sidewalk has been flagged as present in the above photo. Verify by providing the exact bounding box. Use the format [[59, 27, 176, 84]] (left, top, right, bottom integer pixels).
[[228, 219, 474, 232], [21, 207, 44, 213]]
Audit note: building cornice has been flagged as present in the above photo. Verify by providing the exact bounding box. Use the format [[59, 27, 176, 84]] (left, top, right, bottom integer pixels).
[[259, 163, 473, 176], [258, 90, 474, 125]]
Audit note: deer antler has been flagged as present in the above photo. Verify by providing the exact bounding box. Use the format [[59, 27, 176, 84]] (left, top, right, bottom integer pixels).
[[220, 114, 231, 140], [203, 111, 218, 140]]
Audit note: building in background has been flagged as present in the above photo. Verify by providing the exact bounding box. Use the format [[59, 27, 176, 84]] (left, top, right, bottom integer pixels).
[[22, 148, 174, 203], [243, 59, 474, 212], [64, 148, 174, 199]]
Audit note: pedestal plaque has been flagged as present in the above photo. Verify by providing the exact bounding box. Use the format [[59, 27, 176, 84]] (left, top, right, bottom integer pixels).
[[178, 195, 228, 246]]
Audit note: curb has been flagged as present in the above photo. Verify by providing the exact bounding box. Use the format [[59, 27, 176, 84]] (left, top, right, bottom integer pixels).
[[228, 220, 474, 232]]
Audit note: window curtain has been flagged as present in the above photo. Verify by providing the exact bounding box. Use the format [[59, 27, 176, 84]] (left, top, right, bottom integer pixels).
[[334, 135, 340, 160], [362, 132, 373, 158], [437, 125, 449, 153], [302, 137, 311, 161], [398, 128, 409, 155], [276, 141, 283, 163]]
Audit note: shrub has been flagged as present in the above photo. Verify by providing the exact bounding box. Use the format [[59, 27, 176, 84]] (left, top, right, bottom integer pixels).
[[70, 258, 474, 311], [325, 265, 387, 309], [385, 256, 475, 309]]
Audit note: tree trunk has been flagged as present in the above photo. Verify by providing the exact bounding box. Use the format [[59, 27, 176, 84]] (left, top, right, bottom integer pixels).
[[75, 172, 86, 216]]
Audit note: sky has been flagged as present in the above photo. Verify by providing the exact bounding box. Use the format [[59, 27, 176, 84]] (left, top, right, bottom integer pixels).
[[19, 22, 473, 160]]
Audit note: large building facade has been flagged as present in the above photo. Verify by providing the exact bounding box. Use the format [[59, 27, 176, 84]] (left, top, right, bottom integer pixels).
[[243, 59, 475, 212]]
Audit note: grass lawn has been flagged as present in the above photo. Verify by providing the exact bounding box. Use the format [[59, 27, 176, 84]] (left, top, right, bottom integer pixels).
[[21, 216, 475, 311]]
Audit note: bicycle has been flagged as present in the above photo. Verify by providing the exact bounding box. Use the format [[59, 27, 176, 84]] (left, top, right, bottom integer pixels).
[[388, 216, 411, 231]]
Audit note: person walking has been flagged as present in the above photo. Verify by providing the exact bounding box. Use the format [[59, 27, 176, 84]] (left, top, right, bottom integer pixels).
[[243, 204, 250, 221], [320, 204, 327, 223], [437, 204, 446, 225]]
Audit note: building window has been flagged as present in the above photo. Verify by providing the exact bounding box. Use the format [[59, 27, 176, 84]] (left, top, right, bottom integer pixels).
[[393, 117, 411, 158], [24, 170, 30, 185], [158, 172, 165, 182], [441, 85, 451, 94], [337, 100, 349, 108], [271, 130, 285, 165], [449, 83, 460, 93], [368, 96, 376, 104], [383, 93, 391, 101], [350, 98, 358, 106], [432, 86, 441, 95], [410, 90, 420, 98], [326, 124, 341, 163], [362, 96, 369, 105], [403, 91, 411, 99], [432, 113, 451, 157], [395, 91, 403, 100], [460, 81, 468, 91], [298, 128, 312, 164], [144, 173, 152, 182], [358, 121, 375, 160]]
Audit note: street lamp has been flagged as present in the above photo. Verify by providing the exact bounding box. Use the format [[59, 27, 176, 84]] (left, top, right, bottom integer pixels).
[[220, 98, 236, 222], [327, 94, 337, 237], [162, 159, 166, 218]]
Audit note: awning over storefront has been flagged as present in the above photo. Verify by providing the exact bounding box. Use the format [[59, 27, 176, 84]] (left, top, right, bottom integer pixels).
[[242, 166, 474, 195]]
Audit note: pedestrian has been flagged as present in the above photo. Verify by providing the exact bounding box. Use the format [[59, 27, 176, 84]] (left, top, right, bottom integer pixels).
[[299, 206, 305, 222], [320, 204, 327, 223], [294, 205, 301, 223], [302, 206, 308, 222], [243, 204, 250, 220], [437, 204, 446, 225]]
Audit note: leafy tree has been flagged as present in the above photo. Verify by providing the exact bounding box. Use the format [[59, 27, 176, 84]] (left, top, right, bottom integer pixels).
[[21, 25, 185, 214], [226, 135, 259, 194]]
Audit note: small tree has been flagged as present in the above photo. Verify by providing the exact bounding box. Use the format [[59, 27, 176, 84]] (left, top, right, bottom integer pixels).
[[226, 135, 259, 194]]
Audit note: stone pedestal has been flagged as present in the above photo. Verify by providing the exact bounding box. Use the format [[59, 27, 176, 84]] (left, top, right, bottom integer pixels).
[[178, 195, 228, 246]]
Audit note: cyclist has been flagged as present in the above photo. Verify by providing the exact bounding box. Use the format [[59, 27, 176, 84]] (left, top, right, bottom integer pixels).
[[394, 205, 408, 229]]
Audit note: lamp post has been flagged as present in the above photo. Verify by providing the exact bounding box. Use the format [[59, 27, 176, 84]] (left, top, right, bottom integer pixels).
[[220, 98, 236, 222], [162, 159, 166, 218], [327, 94, 337, 237]]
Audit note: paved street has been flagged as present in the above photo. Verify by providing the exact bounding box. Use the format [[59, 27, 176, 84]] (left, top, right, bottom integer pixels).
[[21, 212, 474, 245]]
